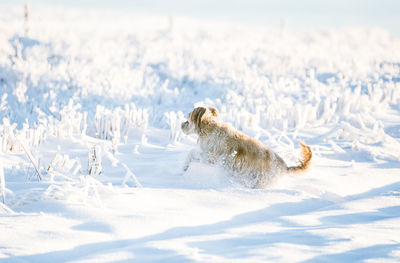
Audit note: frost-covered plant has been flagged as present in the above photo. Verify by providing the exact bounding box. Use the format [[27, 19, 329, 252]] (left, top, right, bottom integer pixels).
[[47, 151, 81, 181], [219, 107, 260, 134], [164, 111, 185, 143], [1, 119, 42, 180], [94, 103, 148, 145], [94, 105, 120, 141], [48, 100, 87, 138], [87, 145, 102, 176], [1, 119, 46, 153], [1, 119, 18, 152], [17, 122, 47, 148]]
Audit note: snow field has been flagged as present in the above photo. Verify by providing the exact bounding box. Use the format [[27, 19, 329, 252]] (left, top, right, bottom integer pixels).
[[0, 4, 400, 262]]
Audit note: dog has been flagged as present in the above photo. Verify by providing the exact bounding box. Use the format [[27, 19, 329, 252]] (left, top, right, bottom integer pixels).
[[181, 106, 312, 188]]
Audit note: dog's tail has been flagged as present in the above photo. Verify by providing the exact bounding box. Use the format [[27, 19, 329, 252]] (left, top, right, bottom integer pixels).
[[287, 141, 312, 173]]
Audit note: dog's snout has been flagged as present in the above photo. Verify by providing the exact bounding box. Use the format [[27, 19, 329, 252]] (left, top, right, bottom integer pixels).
[[181, 121, 189, 130]]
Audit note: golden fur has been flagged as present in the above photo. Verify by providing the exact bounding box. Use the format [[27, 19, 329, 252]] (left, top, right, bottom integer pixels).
[[181, 106, 312, 188]]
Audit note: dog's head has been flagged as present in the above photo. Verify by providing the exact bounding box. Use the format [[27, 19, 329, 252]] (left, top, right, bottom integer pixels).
[[181, 107, 219, 135]]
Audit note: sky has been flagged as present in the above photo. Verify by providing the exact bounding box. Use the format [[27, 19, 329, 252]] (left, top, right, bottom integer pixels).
[[1, 0, 400, 35]]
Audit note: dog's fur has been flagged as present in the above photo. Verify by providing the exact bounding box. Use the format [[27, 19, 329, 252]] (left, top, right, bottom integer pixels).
[[181, 107, 312, 188]]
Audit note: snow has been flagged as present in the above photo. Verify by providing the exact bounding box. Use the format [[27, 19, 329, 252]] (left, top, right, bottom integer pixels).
[[0, 3, 400, 262]]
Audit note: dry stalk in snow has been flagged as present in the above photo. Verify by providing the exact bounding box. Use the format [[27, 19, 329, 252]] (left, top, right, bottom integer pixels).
[[87, 145, 102, 176], [17, 138, 42, 181]]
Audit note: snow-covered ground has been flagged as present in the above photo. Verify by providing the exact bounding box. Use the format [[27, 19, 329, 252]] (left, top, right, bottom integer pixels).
[[1, 4, 400, 262]]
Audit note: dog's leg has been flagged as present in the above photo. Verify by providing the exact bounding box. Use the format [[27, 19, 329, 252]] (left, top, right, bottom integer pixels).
[[183, 149, 202, 171]]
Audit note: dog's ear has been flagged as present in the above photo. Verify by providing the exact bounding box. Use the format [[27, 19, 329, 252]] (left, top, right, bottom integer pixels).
[[191, 107, 207, 133], [208, 107, 219, 117]]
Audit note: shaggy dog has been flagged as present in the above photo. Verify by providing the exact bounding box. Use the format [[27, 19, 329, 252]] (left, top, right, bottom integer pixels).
[[181, 106, 312, 188]]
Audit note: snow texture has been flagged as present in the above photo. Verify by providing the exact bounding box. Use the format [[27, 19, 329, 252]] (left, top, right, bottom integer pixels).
[[0, 4, 400, 263]]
